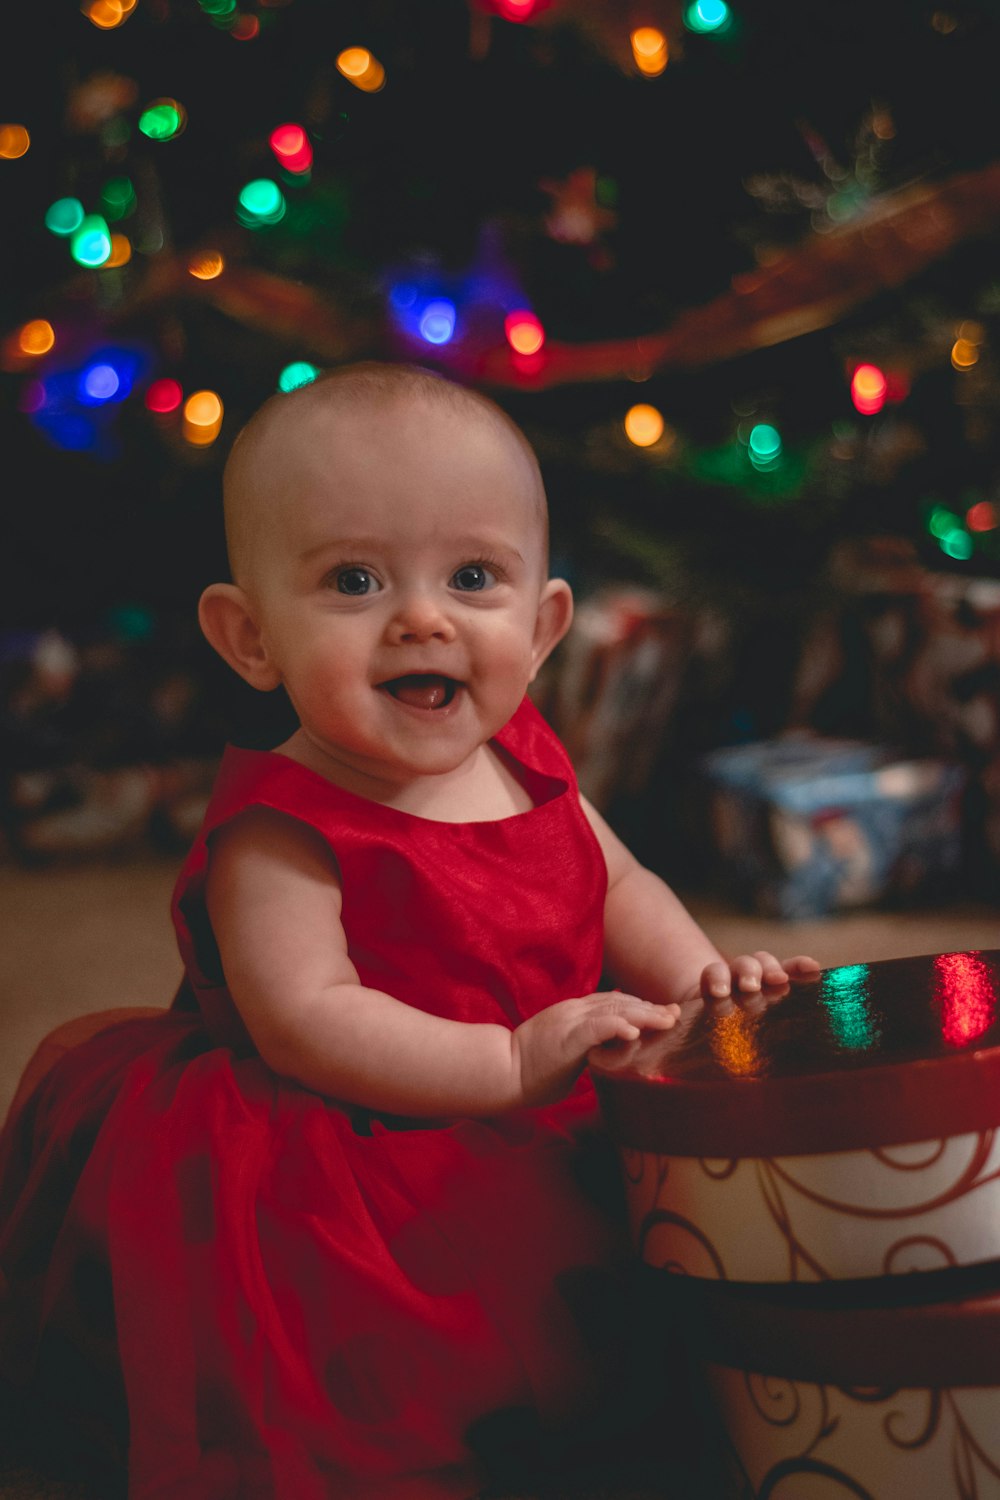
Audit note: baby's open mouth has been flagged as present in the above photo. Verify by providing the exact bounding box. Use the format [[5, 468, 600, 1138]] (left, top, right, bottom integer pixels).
[[381, 674, 460, 710]]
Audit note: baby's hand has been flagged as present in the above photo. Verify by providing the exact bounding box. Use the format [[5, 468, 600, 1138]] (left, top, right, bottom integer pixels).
[[700, 952, 821, 1012], [511, 991, 679, 1107]]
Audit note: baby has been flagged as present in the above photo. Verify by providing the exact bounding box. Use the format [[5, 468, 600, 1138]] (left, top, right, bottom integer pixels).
[[198, 361, 816, 1117], [0, 361, 818, 1500]]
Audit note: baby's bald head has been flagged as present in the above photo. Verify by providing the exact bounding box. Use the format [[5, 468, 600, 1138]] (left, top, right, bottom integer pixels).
[[221, 362, 548, 593]]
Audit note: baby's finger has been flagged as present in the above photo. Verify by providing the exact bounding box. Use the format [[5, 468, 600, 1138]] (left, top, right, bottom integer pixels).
[[732, 955, 765, 993], [701, 961, 733, 1000], [609, 993, 680, 1029], [783, 955, 822, 980], [753, 950, 790, 988]]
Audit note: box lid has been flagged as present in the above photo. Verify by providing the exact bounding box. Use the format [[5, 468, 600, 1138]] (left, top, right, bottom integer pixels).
[[590, 950, 1000, 1157]]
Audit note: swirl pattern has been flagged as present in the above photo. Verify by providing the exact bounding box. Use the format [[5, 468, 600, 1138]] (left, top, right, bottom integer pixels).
[[625, 1128, 1000, 1281], [706, 1370, 1000, 1499]]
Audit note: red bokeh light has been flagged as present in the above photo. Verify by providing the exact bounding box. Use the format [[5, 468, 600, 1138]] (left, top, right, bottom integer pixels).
[[850, 363, 887, 416], [269, 123, 312, 174], [967, 501, 998, 533], [145, 377, 183, 414]]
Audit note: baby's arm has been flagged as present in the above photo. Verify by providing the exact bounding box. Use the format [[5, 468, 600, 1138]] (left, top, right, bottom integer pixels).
[[205, 807, 676, 1117], [581, 797, 820, 1006]]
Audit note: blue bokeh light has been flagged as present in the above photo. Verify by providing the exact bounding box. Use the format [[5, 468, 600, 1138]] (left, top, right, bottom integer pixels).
[[419, 300, 457, 345], [81, 364, 121, 403]]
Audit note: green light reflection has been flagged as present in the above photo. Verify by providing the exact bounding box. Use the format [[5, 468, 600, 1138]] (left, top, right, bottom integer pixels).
[[819, 963, 878, 1052]]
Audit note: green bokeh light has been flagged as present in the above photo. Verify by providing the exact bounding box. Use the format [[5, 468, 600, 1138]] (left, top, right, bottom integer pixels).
[[101, 176, 136, 221], [45, 197, 84, 237], [70, 214, 112, 268], [685, 0, 732, 33], [236, 178, 286, 226], [277, 361, 321, 392], [748, 423, 782, 461], [941, 528, 973, 560], [139, 103, 183, 142], [928, 504, 960, 539]]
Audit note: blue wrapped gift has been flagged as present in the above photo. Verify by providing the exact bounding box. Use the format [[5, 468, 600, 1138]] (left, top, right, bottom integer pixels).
[[700, 733, 967, 917]]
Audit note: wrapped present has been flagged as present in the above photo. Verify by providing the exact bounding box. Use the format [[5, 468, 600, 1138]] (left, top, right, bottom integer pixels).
[[700, 732, 966, 917], [789, 536, 1000, 880], [533, 585, 701, 813]]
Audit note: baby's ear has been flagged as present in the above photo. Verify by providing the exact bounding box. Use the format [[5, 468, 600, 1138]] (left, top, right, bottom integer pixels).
[[198, 583, 282, 691], [530, 577, 574, 680]]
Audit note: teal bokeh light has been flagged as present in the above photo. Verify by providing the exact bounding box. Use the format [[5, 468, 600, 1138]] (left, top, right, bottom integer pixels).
[[45, 197, 84, 237], [277, 361, 321, 392], [685, 0, 732, 33], [70, 215, 112, 268]]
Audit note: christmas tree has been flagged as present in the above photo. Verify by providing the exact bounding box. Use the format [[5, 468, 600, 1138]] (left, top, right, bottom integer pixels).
[[4, 0, 1000, 877]]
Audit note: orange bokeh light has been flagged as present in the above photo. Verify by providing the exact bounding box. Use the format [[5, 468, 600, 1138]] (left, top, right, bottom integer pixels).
[[504, 311, 545, 356], [183, 390, 224, 446], [631, 27, 668, 76], [85, 0, 136, 28], [104, 233, 132, 267], [624, 403, 665, 447], [17, 320, 55, 356], [0, 124, 30, 160], [188, 250, 225, 280], [336, 47, 386, 92], [951, 338, 979, 370]]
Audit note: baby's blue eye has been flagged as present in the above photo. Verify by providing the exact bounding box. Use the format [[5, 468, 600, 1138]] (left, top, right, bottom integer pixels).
[[451, 564, 495, 592], [336, 567, 379, 595]]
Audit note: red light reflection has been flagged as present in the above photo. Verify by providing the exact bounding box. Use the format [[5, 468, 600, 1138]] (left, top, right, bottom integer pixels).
[[934, 952, 997, 1048]]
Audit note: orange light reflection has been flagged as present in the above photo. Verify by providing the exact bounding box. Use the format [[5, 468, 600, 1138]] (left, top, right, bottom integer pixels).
[[709, 1007, 762, 1078]]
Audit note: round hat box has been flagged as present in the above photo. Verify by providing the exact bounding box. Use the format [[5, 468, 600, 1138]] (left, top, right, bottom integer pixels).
[[591, 950, 1000, 1498], [590, 950, 1000, 1284]]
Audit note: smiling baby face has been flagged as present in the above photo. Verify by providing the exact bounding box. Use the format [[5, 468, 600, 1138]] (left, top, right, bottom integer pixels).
[[201, 365, 572, 796]]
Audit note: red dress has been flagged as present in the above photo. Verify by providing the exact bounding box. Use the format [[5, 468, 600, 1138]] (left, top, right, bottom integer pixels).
[[0, 698, 637, 1500]]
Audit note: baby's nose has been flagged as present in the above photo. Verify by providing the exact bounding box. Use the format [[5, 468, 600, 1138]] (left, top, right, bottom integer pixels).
[[388, 592, 457, 643]]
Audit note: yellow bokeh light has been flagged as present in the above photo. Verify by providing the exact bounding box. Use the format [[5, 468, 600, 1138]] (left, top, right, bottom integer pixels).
[[952, 338, 979, 370], [0, 124, 30, 160], [958, 319, 984, 344], [183, 390, 224, 446], [18, 320, 55, 356], [630, 27, 668, 76], [104, 233, 132, 267], [188, 250, 225, 280], [624, 403, 665, 447], [336, 47, 386, 92]]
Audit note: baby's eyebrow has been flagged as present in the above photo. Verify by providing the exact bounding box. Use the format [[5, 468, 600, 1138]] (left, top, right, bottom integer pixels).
[[298, 536, 526, 564], [452, 538, 526, 564], [298, 536, 383, 561]]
